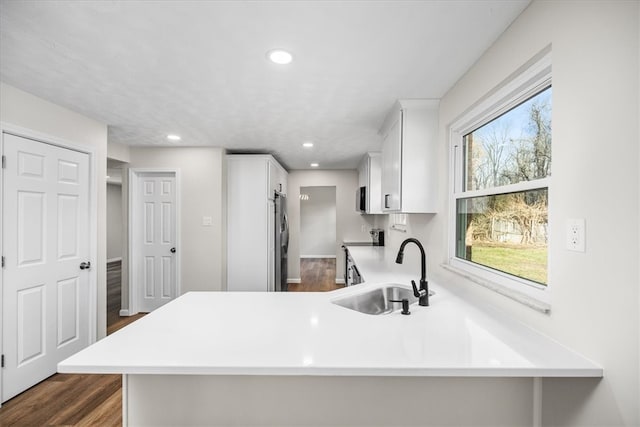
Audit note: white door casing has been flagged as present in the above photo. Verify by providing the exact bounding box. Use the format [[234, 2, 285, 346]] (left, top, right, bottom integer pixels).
[[1, 132, 91, 402], [129, 170, 179, 313]]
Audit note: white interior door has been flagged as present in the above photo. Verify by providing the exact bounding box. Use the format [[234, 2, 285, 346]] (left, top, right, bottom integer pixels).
[[135, 172, 177, 312], [2, 133, 90, 402]]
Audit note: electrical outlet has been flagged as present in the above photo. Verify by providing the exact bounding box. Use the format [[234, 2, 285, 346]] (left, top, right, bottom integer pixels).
[[202, 216, 213, 226], [566, 218, 586, 252]]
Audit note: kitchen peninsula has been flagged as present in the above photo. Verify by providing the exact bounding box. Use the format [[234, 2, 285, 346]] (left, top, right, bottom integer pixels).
[[59, 246, 602, 426]]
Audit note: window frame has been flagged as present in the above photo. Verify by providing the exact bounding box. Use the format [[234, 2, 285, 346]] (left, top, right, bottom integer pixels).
[[448, 49, 552, 306]]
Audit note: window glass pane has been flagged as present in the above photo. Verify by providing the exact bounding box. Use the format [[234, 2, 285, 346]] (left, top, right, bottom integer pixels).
[[464, 87, 552, 191], [456, 189, 548, 285]]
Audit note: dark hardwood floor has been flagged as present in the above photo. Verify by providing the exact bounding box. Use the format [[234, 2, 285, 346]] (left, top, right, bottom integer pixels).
[[0, 261, 143, 427], [288, 257, 344, 292], [106, 260, 123, 334], [105, 261, 146, 336]]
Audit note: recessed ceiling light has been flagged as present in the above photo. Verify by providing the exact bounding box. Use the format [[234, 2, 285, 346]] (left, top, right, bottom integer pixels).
[[302, 142, 314, 148], [267, 49, 293, 65], [167, 134, 181, 141], [310, 163, 319, 168]]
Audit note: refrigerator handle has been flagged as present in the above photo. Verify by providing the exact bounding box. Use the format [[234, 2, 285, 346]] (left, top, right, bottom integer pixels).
[[282, 213, 289, 246]]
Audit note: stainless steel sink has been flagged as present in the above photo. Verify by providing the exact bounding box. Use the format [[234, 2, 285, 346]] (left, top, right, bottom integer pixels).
[[331, 285, 426, 315]]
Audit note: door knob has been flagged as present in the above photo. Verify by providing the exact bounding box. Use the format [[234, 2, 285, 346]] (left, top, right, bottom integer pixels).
[[170, 247, 176, 253], [79, 261, 91, 270]]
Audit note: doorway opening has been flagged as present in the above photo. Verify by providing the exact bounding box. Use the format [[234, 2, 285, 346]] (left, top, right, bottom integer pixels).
[[106, 159, 125, 331], [290, 186, 342, 292]]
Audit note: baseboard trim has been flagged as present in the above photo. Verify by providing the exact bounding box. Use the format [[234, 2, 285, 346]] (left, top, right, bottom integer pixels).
[[300, 255, 337, 259], [335, 278, 345, 285], [287, 278, 301, 284], [107, 257, 123, 263], [119, 309, 131, 316]]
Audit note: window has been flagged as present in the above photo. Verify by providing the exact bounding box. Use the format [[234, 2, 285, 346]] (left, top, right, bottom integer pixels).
[[449, 50, 552, 303]]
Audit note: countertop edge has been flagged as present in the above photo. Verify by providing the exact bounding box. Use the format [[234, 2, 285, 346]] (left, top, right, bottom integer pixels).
[[58, 364, 603, 378]]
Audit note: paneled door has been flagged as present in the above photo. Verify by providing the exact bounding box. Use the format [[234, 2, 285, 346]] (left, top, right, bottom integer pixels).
[[134, 172, 177, 312], [2, 133, 90, 402]]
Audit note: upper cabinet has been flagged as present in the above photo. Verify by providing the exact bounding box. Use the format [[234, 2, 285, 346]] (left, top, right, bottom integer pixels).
[[227, 154, 287, 201], [357, 152, 383, 214], [268, 158, 287, 197], [379, 99, 439, 213]]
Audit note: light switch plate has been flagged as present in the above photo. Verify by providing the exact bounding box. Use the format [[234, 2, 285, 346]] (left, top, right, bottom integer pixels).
[[566, 218, 586, 252], [202, 216, 213, 226]]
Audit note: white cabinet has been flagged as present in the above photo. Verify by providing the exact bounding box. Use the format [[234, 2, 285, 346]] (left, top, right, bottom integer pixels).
[[268, 159, 287, 197], [379, 99, 439, 213], [227, 155, 288, 292], [357, 152, 382, 214]]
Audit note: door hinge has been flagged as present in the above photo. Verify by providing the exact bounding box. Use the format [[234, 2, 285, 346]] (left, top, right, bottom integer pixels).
[[1, 354, 4, 368], [1, 155, 5, 169], [1, 255, 4, 268]]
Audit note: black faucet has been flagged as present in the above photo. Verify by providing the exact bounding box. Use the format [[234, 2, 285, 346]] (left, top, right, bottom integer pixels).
[[395, 238, 429, 306]]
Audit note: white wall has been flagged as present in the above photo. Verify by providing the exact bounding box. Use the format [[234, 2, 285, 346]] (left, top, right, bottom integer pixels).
[[107, 141, 130, 163], [0, 82, 109, 339], [300, 186, 336, 257], [106, 183, 123, 261], [288, 170, 376, 281], [381, 1, 639, 425], [126, 147, 227, 302]]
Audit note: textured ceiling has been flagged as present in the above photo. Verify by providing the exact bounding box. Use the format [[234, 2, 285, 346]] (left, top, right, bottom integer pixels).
[[0, 0, 529, 169]]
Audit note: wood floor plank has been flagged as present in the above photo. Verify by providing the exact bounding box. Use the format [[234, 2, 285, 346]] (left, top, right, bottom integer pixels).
[[45, 375, 121, 426], [288, 258, 344, 292], [75, 388, 122, 427], [106, 313, 146, 336]]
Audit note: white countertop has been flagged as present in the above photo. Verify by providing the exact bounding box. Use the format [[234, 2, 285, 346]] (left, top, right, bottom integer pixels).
[[58, 246, 602, 377]]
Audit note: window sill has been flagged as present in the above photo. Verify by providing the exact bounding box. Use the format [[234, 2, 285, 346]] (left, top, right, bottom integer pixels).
[[440, 263, 551, 314]]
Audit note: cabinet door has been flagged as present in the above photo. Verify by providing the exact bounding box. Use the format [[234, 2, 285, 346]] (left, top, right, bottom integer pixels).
[[381, 111, 402, 211], [227, 157, 269, 291], [357, 156, 368, 188], [278, 167, 287, 196], [356, 156, 368, 213], [267, 199, 275, 292], [267, 161, 278, 199], [268, 160, 287, 196], [368, 153, 383, 214]]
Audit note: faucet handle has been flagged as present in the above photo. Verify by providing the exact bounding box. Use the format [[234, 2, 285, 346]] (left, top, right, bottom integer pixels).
[[411, 280, 426, 298]]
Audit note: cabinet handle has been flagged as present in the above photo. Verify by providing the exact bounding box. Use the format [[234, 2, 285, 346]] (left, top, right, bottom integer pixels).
[[384, 194, 390, 209]]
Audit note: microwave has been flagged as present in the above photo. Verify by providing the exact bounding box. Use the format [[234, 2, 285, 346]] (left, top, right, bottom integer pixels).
[[356, 186, 366, 212]]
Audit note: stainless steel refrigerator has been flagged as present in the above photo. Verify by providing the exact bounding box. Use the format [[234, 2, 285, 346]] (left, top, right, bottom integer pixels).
[[274, 192, 289, 291]]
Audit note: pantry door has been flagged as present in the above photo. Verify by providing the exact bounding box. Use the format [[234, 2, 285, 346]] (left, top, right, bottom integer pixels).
[[131, 171, 179, 313], [2, 132, 91, 402]]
